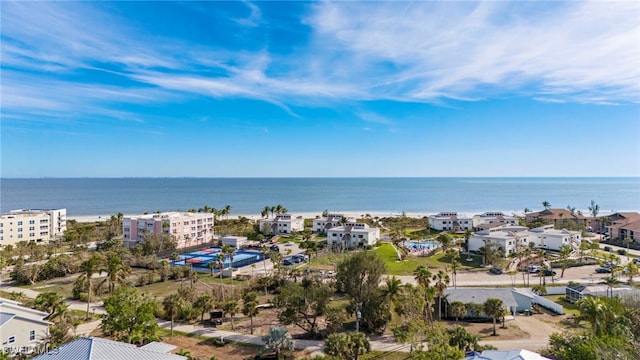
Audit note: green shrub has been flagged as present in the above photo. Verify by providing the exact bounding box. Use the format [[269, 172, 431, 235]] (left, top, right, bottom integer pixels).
[[617, 249, 627, 255], [604, 246, 612, 252]]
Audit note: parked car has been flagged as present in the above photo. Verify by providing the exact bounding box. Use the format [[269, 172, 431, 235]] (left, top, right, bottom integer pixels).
[[269, 244, 280, 252], [489, 268, 503, 275], [542, 269, 556, 276], [633, 258, 640, 265], [285, 241, 294, 246], [528, 265, 541, 273], [282, 257, 294, 266], [292, 254, 308, 262], [595, 267, 612, 273], [326, 270, 336, 277]]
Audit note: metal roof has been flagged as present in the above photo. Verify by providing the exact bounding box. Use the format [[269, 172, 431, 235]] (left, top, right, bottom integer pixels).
[[32, 337, 186, 360]]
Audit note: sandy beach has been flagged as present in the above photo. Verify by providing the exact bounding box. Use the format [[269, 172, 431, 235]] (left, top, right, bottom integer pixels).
[[67, 211, 441, 223]]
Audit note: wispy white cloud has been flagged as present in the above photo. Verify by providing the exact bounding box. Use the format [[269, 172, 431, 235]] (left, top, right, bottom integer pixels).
[[234, 1, 262, 27], [1, 0, 637, 129], [305, 1, 640, 104]]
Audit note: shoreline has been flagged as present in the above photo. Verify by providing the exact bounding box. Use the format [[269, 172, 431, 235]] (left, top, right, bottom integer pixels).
[[66, 209, 638, 223]]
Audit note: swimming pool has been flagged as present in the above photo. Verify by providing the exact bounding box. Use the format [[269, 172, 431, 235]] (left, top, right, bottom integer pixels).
[[404, 240, 441, 250], [169, 247, 264, 272]]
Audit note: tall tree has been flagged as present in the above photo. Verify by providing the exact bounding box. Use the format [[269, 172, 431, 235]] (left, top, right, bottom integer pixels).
[[542, 201, 551, 210], [588, 200, 600, 220], [558, 245, 572, 278], [222, 300, 239, 330], [242, 292, 260, 334], [336, 251, 388, 333], [102, 287, 159, 344], [221, 244, 235, 297], [79, 254, 103, 319], [105, 255, 131, 296], [194, 294, 215, 323], [163, 293, 183, 336], [483, 298, 505, 336], [216, 253, 226, 301], [274, 278, 333, 338]]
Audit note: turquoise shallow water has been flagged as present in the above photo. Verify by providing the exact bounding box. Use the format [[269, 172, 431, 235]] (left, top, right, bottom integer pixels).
[[1, 177, 638, 216]]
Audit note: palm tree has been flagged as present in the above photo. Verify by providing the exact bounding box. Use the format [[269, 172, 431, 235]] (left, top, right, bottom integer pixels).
[[588, 200, 600, 221], [216, 253, 226, 301], [542, 201, 551, 210], [558, 245, 572, 278], [194, 294, 215, 323], [163, 294, 182, 336], [221, 245, 235, 297], [381, 276, 403, 309], [483, 298, 505, 336], [625, 262, 639, 284], [105, 255, 130, 296], [577, 296, 606, 335], [222, 300, 239, 330], [413, 265, 434, 323], [79, 254, 103, 319], [449, 301, 467, 323], [432, 270, 450, 320], [224, 205, 232, 220], [242, 292, 260, 334], [208, 260, 217, 276], [261, 206, 270, 219]]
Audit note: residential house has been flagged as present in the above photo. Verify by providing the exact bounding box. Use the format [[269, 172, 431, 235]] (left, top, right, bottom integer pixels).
[[443, 288, 534, 317], [312, 213, 354, 233], [0, 298, 52, 356], [428, 212, 473, 231], [122, 212, 214, 249], [0, 209, 66, 246], [525, 208, 587, 226], [565, 285, 640, 303], [259, 214, 304, 235], [31, 337, 186, 360], [327, 222, 380, 247]]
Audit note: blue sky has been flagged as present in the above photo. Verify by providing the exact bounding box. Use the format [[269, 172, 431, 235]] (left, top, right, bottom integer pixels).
[[1, 1, 639, 177]]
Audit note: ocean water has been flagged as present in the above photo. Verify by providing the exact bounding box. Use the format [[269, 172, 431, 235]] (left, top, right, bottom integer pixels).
[[0, 178, 638, 217]]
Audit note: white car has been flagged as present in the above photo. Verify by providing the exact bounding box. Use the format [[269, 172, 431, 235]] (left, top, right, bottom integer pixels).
[[327, 270, 336, 277]]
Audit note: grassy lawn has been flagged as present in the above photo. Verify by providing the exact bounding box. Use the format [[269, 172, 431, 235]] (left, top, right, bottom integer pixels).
[[546, 295, 580, 316], [374, 243, 484, 275]]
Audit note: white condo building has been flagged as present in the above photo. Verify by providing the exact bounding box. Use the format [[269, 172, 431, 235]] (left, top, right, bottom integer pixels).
[[122, 212, 214, 249], [327, 222, 380, 247], [473, 212, 519, 228], [0, 209, 66, 246], [429, 212, 473, 231], [312, 213, 355, 233], [468, 224, 582, 257], [259, 214, 304, 235]]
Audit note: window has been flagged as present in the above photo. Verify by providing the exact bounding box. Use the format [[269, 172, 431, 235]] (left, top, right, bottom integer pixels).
[[8, 336, 15, 343], [29, 220, 35, 224], [18, 221, 23, 225], [18, 234, 22, 239], [29, 330, 36, 341]]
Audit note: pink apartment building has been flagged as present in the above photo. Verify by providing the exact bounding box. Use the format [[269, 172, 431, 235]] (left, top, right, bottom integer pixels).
[[122, 212, 215, 249]]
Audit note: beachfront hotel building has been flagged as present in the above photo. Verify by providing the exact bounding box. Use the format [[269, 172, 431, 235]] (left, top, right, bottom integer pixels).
[[0, 209, 67, 246], [312, 213, 355, 233], [468, 224, 582, 257], [122, 212, 214, 249], [428, 212, 473, 231], [259, 214, 304, 235], [326, 222, 380, 248]]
